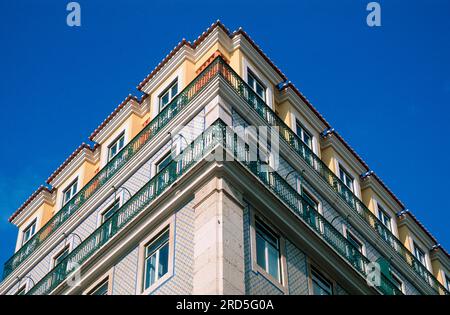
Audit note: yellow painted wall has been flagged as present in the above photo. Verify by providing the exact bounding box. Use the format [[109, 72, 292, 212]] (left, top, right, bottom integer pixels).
[[398, 225, 412, 251], [320, 146, 336, 172]]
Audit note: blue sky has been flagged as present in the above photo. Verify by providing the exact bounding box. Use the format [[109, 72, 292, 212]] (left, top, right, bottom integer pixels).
[[0, 0, 449, 276]]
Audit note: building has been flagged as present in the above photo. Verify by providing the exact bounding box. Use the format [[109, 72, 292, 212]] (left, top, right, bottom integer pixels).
[[1, 21, 449, 295]]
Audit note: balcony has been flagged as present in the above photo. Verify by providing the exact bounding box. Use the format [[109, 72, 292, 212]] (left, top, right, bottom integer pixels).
[[2, 57, 226, 280], [26, 119, 401, 295], [213, 57, 448, 295], [5, 55, 447, 295]]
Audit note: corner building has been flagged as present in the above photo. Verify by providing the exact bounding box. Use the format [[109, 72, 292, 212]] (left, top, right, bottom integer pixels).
[[1, 22, 449, 295]]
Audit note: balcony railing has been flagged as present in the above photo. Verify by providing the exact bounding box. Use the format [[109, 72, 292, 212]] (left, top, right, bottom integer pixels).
[[214, 57, 449, 295], [26, 119, 401, 295], [2, 57, 225, 280]]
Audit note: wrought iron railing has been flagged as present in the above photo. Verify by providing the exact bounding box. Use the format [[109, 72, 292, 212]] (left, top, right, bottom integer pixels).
[[213, 57, 448, 295], [2, 57, 225, 279], [26, 119, 401, 295]]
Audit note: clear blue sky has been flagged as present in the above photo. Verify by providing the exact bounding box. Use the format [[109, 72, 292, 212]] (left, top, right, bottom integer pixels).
[[0, 0, 449, 276]]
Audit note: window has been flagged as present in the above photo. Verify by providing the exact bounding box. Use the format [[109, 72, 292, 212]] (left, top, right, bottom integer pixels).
[[155, 152, 172, 174], [63, 179, 78, 205], [159, 80, 178, 110], [143, 229, 170, 290], [87, 279, 109, 295], [445, 274, 450, 291], [53, 245, 70, 268], [413, 242, 426, 266], [22, 219, 37, 245], [108, 132, 125, 161], [302, 191, 318, 211], [255, 219, 281, 282], [346, 230, 364, 254], [247, 70, 266, 101], [338, 165, 354, 192], [296, 120, 312, 149], [377, 205, 392, 231], [101, 199, 120, 224], [15, 285, 26, 295], [390, 272, 404, 293], [311, 267, 333, 295]]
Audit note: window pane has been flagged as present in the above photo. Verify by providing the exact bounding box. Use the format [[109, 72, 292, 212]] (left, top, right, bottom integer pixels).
[[171, 82, 178, 96], [90, 280, 109, 295], [145, 254, 157, 289], [161, 93, 169, 108], [348, 233, 363, 253], [158, 243, 169, 279], [248, 74, 255, 88], [267, 243, 280, 281], [312, 269, 333, 295], [102, 200, 120, 223], [256, 84, 265, 100], [55, 248, 69, 266], [256, 233, 266, 270], [156, 153, 172, 173]]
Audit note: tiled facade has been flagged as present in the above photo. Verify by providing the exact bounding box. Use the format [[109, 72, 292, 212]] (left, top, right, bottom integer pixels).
[[1, 22, 449, 296]]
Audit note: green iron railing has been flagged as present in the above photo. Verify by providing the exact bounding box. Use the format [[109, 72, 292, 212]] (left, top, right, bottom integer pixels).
[[26, 119, 401, 295], [213, 57, 448, 295], [2, 56, 225, 280]]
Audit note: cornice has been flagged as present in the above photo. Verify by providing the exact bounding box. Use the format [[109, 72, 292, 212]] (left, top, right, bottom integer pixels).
[[91, 97, 147, 144], [320, 134, 368, 175]]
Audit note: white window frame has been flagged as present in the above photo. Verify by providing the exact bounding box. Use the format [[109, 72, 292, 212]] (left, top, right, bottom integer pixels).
[[159, 79, 178, 111], [343, 225, 366, 256], [390, 270, 405, 294], [247, 69, 266, 102], [50, 242, 73, 271], [295, 119, 313, 150], [137, 217, 175, 295], [22, 219, 37, 246], [376, 204, 392, 232], [83, 269, 113, 295], [413, 242, 427, 267], [241, 58, 273, 109], [108, 131, 125, 161], [338, 164, 354, 193], [249, 212, 288, 293], [62, 178, 78, 206], [301, 186, 324, 233]]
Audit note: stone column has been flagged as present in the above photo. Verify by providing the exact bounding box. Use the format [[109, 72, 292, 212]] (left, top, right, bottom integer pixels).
[[192, 177, 245, 294]]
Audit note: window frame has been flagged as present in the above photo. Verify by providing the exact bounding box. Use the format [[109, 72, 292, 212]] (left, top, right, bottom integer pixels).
[[338, 164, 354, 192], [62, 178, 78, 206], [250, 212, 288, 293], [309, 264, 334, 295], [390, 270, 404, 294], [51, 244, 71, 270], [413, 242, 427, 266], [108, 131, 125, 162], [22, 219, 37, 246], [445, 273, 450, 291], [15, 285, 27, 295], [295, 119, 313, 150], [83, 270, 113, 295], [100, 198, 121, 225], [343, 225, 366, 256], [137, 217, 175, 295], [247, 69, 266, 102], [159, 79, 178, 111], [376, 204, 392, 232]]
